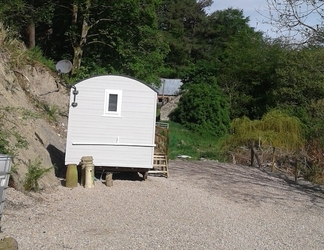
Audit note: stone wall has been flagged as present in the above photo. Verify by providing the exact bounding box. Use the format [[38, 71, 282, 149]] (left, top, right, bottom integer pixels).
[[160, 95, 181, 121]]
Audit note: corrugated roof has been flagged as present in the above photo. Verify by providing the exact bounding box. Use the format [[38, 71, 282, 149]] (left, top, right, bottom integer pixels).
[[156, 78, 183, 96]]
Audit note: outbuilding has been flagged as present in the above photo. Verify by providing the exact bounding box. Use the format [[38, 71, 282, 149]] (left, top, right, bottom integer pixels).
[[64, 75, 157, 177]]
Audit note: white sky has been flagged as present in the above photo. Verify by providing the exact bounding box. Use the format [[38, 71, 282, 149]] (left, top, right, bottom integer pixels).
[[207, 0, 281, 38]]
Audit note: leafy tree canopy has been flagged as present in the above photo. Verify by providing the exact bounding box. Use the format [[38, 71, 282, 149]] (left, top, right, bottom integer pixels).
[[225, 109, 304, 151], [171, 60, 230, 137]]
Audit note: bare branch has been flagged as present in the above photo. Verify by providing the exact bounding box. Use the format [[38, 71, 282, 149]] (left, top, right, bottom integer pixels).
[[86, 40, 114, 48], [263, 0, 324, 45]]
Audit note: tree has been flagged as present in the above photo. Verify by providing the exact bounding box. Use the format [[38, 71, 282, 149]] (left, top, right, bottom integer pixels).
[[208, 9, 277, 119], [225, 110, 304, 171], [171, 60, 230, 137], [157, 0, 212, 78], [51, 0, 116, 75], [49, 0, 168, 82], [266, 0, 324, 45], [0, 0, 54, 48]]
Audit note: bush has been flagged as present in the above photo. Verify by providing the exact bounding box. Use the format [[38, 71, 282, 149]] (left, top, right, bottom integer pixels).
[[171, 81, 230, 137], [24, 158, 53, 191], [301, 164, 324, 185]]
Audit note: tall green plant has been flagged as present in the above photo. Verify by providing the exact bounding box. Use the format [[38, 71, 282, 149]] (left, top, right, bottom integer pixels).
[[24, 158, 53, 192]]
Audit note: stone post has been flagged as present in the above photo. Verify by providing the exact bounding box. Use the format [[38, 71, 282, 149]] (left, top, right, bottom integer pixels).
[[105, 173, 113, 187], [65, 164, 78, 188], [80, 156, 93, 187]]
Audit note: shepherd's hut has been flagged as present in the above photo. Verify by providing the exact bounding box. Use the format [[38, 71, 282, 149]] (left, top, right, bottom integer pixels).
[[65, 75, 158, 177]]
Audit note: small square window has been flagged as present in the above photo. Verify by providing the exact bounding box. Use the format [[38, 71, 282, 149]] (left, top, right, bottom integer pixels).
[[108, 94, 118, 112], [104, 90, 122, 116]]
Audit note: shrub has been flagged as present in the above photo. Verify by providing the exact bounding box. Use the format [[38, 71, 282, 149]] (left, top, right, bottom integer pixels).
[[301, 164, 324, 185], [24, 158, 53, 191], [171, 82, 230, 137]]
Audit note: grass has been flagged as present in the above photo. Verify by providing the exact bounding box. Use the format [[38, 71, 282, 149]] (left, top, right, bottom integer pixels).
[[300, 164, 324, 185], [42, 103, 59, 122], [25, 46, 55, 70], [0, 108, 29, 157], [1, 27, 55, 71], [167, 121, 225, 161]]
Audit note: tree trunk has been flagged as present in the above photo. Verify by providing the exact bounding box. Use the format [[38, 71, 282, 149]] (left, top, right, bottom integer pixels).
[[250, 140, 255, 167], [28, 21, 35, 49], [71, 1, 91, 75], [27, 0, 35, 49], [250, 140, 262, 168], [72, 46, 83, 74], [252, 146, 262, 168]]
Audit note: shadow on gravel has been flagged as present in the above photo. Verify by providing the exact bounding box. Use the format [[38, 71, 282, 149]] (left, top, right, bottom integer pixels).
[[112, 172, 143, 181], [281, 176, 324, 208], [94, 171, 144, 181], [170, 160, 324, 209]]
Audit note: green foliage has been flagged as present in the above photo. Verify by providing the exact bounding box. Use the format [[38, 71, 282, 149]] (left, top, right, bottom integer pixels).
[[42, 103, 58, 122], [260, 110, 304, 149], [0, 112, 9, 154], [0, 0, 55, 46], [301, 164, 324, 185], [224, 109, 304, 151], [264, 100, 324, 149], [0, 130, 10, 155], [47, 0, 168, 83], [167, 121, 223, 161], [272, 47, 324, 109], [25, 46, 55, 70], [1, 33, 54, 70], [68, 64, 108, 84], [12, 131, 29, 149], [2, 38, 32, 69], [157, 0, 212, 77], [305, 100, 324, 145], [23, 158, 53, 192], [21, 108, 41, 120], [217, 30, 280, 119], [171, 61, 230, 138], [0, 108, 29, 157]]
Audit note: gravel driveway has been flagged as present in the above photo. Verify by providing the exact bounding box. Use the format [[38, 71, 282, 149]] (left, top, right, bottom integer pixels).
[[2, 160, 324, 249]]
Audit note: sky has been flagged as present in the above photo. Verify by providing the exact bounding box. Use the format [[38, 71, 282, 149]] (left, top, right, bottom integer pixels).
[[207, 1, 321, 41], [207, 0, 276, 37]]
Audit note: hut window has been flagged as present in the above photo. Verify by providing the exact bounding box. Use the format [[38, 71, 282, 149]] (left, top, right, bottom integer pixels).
[[108, 94, 118, 111], [104, 90, 122, 116]]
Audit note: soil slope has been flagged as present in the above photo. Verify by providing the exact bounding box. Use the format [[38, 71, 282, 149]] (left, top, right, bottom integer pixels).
[[0, 34, 69, 190]]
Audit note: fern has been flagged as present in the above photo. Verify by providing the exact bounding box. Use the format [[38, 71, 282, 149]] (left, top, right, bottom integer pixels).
[[24, 158, 53, 191]]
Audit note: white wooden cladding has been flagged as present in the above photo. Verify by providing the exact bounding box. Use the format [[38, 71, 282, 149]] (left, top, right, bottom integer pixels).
[[65, 75, 157, 168]]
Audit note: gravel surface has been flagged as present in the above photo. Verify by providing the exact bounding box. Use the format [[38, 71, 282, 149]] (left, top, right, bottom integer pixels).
[[2, 160, 324, 250]]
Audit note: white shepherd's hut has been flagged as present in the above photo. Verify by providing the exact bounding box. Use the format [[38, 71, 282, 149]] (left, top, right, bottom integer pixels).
[[65, 75, 157, 177]]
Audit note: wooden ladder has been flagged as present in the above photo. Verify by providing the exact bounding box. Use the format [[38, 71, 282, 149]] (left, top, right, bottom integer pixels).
[[149, 154, 169, 178], [150, 123, 170, 178]]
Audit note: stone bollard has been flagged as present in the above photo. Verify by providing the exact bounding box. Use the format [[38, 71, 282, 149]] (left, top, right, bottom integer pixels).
[[84, 163, 95, 188], [80, 156, 93, 187], [0, 237, 19, 250], [65, 164, 78, 188], [105, 173, 113, 187]]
